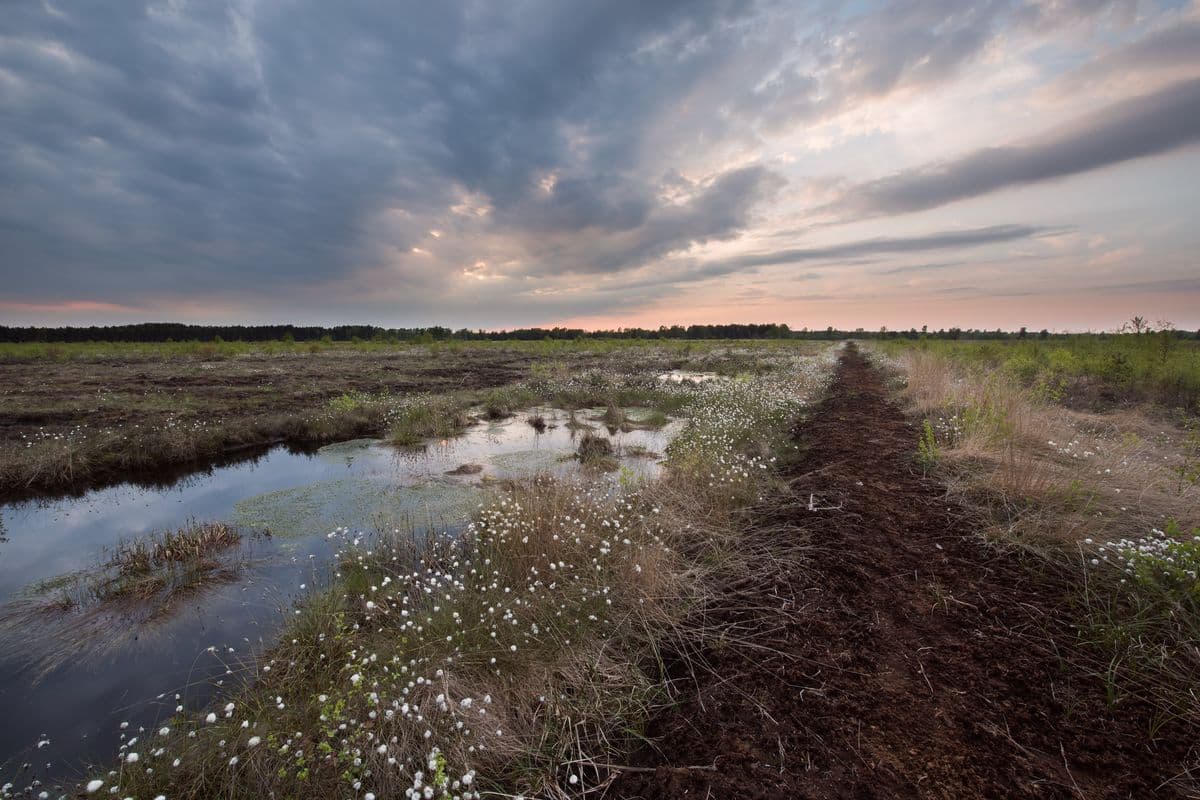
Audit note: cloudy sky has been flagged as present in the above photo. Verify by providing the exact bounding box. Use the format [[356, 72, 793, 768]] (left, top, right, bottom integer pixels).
[[2, 0, 1198, 331]]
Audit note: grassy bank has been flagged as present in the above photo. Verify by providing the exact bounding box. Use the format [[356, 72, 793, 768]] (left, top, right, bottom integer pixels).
[[41, 352, 833, 800], [873, 344, 1200, 735]]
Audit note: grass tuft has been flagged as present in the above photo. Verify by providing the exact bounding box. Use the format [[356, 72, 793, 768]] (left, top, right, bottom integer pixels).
[[388, 396, 471, 445]]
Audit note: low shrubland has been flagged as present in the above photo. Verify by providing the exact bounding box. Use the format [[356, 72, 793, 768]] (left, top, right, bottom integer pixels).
[[40, 353, 832, 800], [875, 334, 1200, 412]]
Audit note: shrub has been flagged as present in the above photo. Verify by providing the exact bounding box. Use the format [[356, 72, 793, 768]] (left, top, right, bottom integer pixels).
[[917, 419, 939, 469]]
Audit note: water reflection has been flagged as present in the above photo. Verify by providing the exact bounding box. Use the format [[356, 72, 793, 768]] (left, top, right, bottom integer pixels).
[[0, 408, 680, 777]]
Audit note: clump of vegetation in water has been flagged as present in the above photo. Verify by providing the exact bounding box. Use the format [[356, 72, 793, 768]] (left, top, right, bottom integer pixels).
[[387, 395, 471, 445], [601, 401, 625, 427], [633, 409, 669, 429], [480, 386, 540, 420], [66, 521, 243, 605], [576, 431, 617, 470], [110, 522, 240, 574], [0, 521, 248, 675]]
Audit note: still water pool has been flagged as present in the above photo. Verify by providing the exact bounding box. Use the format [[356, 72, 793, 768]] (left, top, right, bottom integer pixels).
[[0, 408, 680, 778]]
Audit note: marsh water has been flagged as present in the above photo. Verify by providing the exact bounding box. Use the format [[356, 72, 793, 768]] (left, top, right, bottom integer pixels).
[[0, 407, 681, 779]]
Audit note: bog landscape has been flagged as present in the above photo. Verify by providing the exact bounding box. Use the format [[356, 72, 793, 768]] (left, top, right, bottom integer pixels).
[[2, 1, 1199, 798]]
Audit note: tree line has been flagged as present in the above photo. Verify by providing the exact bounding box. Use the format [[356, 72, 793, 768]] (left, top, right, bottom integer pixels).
[[1, 322, 1197, 344]]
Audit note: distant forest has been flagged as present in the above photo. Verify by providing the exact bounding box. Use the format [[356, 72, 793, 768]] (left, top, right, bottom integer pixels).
[[1, 322, 1198, 344]]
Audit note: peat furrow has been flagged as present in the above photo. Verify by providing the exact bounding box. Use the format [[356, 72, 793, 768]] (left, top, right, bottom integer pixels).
[[611, 344, 1193, 800]]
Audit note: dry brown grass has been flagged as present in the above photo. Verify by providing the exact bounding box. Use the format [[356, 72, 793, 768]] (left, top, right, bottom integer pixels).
[[892, 349, 1199, 549]]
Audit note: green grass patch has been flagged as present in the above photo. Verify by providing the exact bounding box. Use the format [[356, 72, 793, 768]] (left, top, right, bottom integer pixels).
[[1079, 520, 1200, 733]]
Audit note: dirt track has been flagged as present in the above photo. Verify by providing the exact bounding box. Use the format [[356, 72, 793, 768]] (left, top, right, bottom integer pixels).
[[613, 345, 1193, 799]]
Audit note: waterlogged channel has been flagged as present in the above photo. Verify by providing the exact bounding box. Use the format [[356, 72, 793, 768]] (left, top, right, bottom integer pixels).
[[0, 407, 683, 779]]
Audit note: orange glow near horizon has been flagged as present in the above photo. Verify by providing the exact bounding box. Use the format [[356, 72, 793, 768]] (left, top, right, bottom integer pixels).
[[551, 290, 1200, 334]]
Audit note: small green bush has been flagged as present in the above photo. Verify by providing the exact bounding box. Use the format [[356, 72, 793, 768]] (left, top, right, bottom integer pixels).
[[917, 419, 939, 469]]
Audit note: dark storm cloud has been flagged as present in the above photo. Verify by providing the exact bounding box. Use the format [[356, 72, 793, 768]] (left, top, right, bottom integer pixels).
[[0, 0, 770, 301], [514, 165, 787, 276], [833, 77, 1200, 217], [0, 0, 1168, 322]]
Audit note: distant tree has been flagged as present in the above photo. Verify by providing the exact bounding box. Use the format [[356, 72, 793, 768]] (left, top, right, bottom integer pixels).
[[1123, 315, 1150, 334], [1018, 326, 1027, 339]]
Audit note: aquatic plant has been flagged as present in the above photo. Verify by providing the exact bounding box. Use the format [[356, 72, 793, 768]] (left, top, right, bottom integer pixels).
[[0, 521, 248, 677], [576, 432, 615, 465]]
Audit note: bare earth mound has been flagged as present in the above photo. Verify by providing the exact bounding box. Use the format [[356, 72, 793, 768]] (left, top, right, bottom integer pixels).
[[613, 345, 1194, 799]]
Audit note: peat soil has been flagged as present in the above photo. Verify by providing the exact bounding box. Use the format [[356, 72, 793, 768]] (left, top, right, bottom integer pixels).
[[0, 347, 541, 500], [613, 345, 1196, 799]]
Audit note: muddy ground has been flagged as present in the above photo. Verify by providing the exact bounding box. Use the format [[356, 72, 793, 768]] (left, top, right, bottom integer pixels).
[[0, 346, 532, 436], [0, 344, 710, 500], [0, 346, 542, 499], [612, 346, 1196, 799]]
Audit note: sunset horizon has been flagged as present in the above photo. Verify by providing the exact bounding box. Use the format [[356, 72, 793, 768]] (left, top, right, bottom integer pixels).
[[3, 1, 1199, 331]]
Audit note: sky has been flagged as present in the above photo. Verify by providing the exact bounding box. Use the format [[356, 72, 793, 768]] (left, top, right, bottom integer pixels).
[[1, 0, 1198, 332]]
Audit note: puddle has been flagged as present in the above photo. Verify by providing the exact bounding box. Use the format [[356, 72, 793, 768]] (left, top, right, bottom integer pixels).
[[0, 408, 681, 777]]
